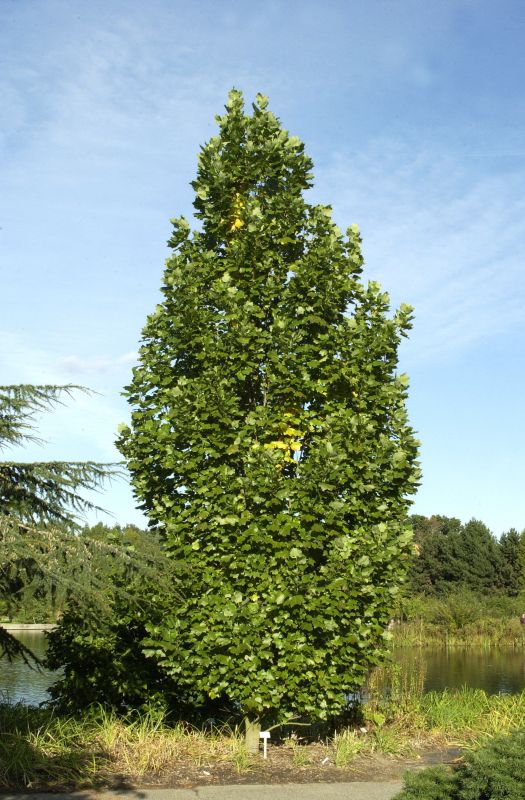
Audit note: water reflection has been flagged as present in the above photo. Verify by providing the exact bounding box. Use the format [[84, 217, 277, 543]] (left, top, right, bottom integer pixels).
[[394, 647, 525, 695], [0, 632, 57, 706], [2, 632, 525, 706]]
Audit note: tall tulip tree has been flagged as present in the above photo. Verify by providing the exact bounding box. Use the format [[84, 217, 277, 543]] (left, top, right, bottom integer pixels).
[[118, 90, 420, 747]]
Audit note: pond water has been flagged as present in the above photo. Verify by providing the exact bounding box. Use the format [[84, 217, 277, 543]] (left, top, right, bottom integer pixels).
[[394, 647, 525, 695], [1, 631, 58, 706], [2, 632, 525, 706]]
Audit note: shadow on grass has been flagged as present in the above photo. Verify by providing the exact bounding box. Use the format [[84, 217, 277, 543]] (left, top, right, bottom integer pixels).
[[0, 703, 145, 793]]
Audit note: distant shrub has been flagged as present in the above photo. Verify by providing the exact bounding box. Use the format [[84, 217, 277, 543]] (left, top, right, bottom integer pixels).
[[423, 589, 482, 630], [481, 593, 524, 619], [393, 593, 428, 622], [394, 727, 525, 799]]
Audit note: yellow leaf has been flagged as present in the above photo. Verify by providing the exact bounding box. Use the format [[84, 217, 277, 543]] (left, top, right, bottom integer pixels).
[[290, 441, 301, 451], [283, 427, 301, 437], [263, 441, 279, 449]]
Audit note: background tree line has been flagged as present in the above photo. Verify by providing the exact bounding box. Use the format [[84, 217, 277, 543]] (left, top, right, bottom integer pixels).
[[407, 515, 525, 598], [0, 522, 160, 623], [5, 515, 523, 624]]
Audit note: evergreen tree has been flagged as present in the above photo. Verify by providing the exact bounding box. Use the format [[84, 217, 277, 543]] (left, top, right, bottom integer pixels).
[[408, 516, 510, 596], [450, 519, 502, 594], [408, 515, 463, 595], [516, 528, 525, 595], [498, 528, 523, 595], [118, 91, 420, 746], [0, 384, 117, 659]]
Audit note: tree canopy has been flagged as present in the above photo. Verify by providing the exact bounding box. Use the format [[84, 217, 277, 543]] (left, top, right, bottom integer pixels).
[[118, 90, 420, 739]]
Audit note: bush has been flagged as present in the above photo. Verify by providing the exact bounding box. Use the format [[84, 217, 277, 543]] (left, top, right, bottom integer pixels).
[[422, 589, 483, 630], [45, 600, 179, 715], [395, 727, 525, 799], [481, 593, 524, 619], [393, 593, 428, 622], [45, 531, 184, 715]]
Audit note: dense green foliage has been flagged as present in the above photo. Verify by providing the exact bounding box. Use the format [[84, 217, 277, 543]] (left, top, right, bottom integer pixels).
[[394, 727, 525, 799], [407, 515, 525, 597], [45, 524, 181, 714], [117, 90, 420, 727]]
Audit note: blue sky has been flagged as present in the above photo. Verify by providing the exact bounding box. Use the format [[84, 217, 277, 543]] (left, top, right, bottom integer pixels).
[[1, 0, 524, 535]]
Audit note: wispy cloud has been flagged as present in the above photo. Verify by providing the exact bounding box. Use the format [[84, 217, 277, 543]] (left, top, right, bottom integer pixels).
[[0, 331, 131, 463], [58, 352, 137, 375], [316, 141, 525, 365]]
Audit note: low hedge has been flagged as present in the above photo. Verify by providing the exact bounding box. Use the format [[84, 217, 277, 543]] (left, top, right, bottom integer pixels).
[[395, 727, 525, 799]]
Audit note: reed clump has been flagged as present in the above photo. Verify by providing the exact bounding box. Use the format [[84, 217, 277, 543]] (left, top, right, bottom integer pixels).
[[393, 617, 525, 648], [363, 659, 525, 749], [420, 688, 525, 744]]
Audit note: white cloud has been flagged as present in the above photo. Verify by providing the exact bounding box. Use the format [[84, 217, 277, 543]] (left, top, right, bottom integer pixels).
[[58, 352, 137, 374], [0, 331, 131, 462], [315, 141, 525, 365]]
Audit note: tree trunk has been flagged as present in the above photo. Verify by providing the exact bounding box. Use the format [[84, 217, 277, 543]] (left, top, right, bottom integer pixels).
[[244, 717, 261, 754]]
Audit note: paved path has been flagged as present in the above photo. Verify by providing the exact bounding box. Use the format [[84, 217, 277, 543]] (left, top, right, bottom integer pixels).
[[0, 783, 403, 800]]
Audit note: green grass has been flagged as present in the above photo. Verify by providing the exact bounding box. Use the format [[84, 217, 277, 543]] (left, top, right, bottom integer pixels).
[[364, 658, 525, 749], [420, 688, 525, 743], [2, 678, 525, 789], [0, 704, 251, 789]]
